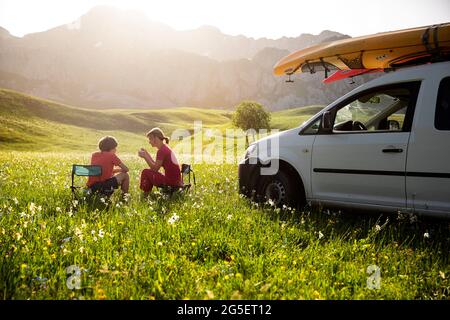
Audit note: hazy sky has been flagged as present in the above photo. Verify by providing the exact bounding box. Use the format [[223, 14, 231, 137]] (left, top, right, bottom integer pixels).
[[1, 0, 449, 39]]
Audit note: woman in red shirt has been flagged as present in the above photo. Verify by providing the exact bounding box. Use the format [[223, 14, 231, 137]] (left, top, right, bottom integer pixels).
[[138, 128, 182, 196]]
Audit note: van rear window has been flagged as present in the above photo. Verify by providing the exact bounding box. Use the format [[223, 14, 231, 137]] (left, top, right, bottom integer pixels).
[[435, 77, 450, 130]]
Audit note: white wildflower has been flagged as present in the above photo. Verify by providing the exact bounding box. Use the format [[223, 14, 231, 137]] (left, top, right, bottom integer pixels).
[[424, 232, 430, 239], [375, 224, 381, 232], [318, 231, 324, 240], [74, 227, 83, 238], [227, 214, 233, 220], [98, 229, 104, 238], [168, 213, 179, 224]]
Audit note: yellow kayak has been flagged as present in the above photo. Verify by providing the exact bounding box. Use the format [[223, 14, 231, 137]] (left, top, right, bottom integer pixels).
[[273, 23, 450, 76]]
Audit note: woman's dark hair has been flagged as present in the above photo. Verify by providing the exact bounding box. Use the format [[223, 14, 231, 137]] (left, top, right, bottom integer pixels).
[[98, 136, 118, 151], [146, 127, 169, 144]]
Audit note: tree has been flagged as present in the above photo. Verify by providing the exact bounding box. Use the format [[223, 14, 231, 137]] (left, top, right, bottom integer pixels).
[[232, 101, 271, 146]]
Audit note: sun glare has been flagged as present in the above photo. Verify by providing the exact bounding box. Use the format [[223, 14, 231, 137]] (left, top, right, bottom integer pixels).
[[0, 0, 449, 38]]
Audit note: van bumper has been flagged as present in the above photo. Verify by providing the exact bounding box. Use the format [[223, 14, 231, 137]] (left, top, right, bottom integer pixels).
[[238, 158, 259, 197]]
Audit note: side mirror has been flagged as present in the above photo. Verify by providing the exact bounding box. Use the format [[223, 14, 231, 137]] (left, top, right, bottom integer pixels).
[[320, 111, 333, 133]]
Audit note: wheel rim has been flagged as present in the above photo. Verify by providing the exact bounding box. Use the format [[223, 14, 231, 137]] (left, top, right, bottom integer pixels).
[[264, 180, 286, 206]]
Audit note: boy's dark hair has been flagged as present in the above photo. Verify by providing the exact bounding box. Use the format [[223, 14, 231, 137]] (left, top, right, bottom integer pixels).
[[98, 136, 118, 152]]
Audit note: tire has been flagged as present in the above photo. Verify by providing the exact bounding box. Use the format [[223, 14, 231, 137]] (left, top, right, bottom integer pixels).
[[257, 170, 303, 209]]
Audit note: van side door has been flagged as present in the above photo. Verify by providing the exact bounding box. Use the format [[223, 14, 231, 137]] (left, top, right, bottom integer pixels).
[[311, 82, 421, 210]]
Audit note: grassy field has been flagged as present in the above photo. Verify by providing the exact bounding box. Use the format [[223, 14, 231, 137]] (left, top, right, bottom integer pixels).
[[0, 152, 449, 300], [1, 88, 449, 300]]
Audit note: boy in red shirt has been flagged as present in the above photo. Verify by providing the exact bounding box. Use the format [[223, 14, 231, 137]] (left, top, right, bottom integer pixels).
[[87, 136, 129, 197], [138, 128, 181, 197]]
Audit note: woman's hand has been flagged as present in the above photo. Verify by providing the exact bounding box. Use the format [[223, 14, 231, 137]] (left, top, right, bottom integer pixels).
[[138, 148, 149, 159], [139, 148, 157, 169]]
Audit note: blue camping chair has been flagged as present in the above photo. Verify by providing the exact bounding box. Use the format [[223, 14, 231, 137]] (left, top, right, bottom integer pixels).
[[71, 164, 114, 199]]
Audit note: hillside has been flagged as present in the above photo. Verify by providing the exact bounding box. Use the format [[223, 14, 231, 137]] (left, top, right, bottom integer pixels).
[[270, 105, 324, 130], [0, 88, 322, 152], [0, 88, 229, 152]]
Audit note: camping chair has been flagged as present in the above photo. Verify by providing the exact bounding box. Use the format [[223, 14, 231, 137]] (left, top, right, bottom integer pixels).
[[180, 163, 196, 190], [71, 164, 113, 199], [159, 163, 196, 196]]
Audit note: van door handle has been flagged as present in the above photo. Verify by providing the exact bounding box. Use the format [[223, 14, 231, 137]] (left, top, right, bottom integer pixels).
[[382, 148, 403, 153]]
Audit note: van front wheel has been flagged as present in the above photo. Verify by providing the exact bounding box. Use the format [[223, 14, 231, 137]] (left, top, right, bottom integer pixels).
[[258, 170, 298, 209]]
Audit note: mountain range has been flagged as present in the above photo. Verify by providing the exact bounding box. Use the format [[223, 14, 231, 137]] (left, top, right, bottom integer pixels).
[[0, 6, 374, 110]]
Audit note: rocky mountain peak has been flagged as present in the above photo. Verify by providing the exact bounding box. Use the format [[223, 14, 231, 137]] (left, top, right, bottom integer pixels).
[[0, 6, 361, 110], [0, 26, 15, 40]]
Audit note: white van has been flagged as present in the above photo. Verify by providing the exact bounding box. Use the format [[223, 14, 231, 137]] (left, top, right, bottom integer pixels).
[[238, 61, 450, 218]]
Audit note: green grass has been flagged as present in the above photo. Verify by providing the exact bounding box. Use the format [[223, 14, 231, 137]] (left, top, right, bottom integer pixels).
[[1, 88, 449, 300], [0, 151, 449, 299]]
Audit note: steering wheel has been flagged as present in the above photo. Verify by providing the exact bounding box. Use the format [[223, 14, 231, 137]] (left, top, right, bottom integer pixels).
[[352, 121, 367, 131]]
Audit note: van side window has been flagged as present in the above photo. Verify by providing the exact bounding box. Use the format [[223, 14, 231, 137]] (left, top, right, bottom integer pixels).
[[302, 117, 321, 134], [435, 77, 450, 130], [333, 82, 421, 133]]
